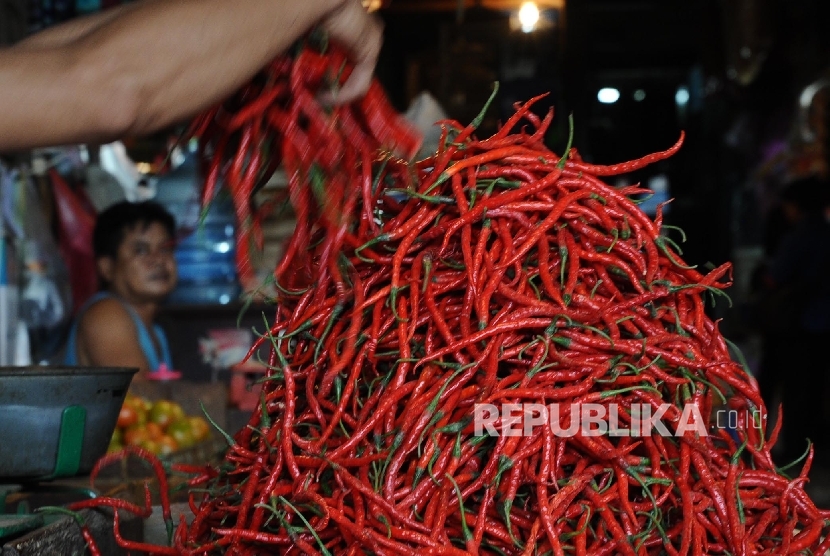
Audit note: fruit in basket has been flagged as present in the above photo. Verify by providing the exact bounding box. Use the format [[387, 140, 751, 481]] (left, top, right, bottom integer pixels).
[[167, 419, 196, 450], [149, 400, 185, 430], [123, 394, 148, 426], [139, 438, 161, 455], [116, 403, 138, 429], [123, 425, 151, 447], [109, 395, 209, 455], [107, 428, 123, 453], [144, 421, 164, 441], [188, 416, 211, 443], [156, 435, 179, 456]]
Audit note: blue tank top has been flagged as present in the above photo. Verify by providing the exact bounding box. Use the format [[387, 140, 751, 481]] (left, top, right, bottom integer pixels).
[[64, 291, 173, 372]]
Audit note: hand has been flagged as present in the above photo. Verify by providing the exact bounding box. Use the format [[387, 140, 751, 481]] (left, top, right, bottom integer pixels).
[[319, 0, 384, 104]]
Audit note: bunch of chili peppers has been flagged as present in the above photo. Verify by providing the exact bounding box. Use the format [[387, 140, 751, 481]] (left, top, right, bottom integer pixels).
[[81, 37, 830, 555]]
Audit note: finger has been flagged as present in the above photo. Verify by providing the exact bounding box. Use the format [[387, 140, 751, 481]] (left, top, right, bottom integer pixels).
[[328, 59, 374, 104], [319, 0, 383, 104]]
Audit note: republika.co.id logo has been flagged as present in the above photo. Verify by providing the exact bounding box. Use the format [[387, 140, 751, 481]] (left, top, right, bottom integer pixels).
[[472, 402, 746, 438]]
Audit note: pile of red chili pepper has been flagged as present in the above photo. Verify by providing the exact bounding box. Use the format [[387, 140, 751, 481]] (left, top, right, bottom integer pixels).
[[81, 36, 830, 555]]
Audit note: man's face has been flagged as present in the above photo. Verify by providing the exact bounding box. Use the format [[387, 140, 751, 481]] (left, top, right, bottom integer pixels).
[[99, 222, 178, 303]]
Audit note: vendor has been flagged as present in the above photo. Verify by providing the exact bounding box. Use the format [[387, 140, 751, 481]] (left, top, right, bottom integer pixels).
[[0, 0, 381, 152], [64, 200, 177, 379]]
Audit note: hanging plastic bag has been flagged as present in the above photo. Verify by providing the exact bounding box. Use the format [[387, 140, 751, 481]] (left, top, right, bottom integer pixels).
[[99, 141, 158, 202], [50, 168, 98, 314], [404, 92, 449, 161], [19, 173, 68, 328], [0, 162, 22, 366], [6, 170, 72, 362]]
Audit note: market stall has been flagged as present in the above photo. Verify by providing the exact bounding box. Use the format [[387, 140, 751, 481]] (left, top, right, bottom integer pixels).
[[4, 0, 830, 554]]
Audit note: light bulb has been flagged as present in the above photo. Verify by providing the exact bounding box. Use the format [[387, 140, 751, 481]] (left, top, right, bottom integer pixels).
[[518, 2, 540, 33], [598, 88, 621, 104], [675, 86, 690, 107]]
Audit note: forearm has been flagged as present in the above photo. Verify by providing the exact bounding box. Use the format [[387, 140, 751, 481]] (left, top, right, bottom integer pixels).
[[0, 0, 367, 152], [94, 0, 347, 135], [12, 5, 135, 51]]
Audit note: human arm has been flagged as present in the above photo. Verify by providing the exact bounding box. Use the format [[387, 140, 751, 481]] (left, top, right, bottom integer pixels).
[[76, 298, 152, 379], [11, 4, 136, 51], [0, 0, 382, 152]]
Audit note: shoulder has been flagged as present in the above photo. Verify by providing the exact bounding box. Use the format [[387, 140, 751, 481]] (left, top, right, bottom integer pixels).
[[73, 295, 151, 372], [77, 297, 137, 338]]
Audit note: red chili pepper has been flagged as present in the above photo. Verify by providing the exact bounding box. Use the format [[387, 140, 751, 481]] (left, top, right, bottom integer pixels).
[[79, 525, 102, 556], [80, 37, 830, 555], [112, 511, 179, 555], [563, 132, 685, 176]]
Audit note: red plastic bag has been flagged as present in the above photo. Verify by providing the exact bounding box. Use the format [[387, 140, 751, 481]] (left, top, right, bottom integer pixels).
[[50, 169, 98, 314]]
